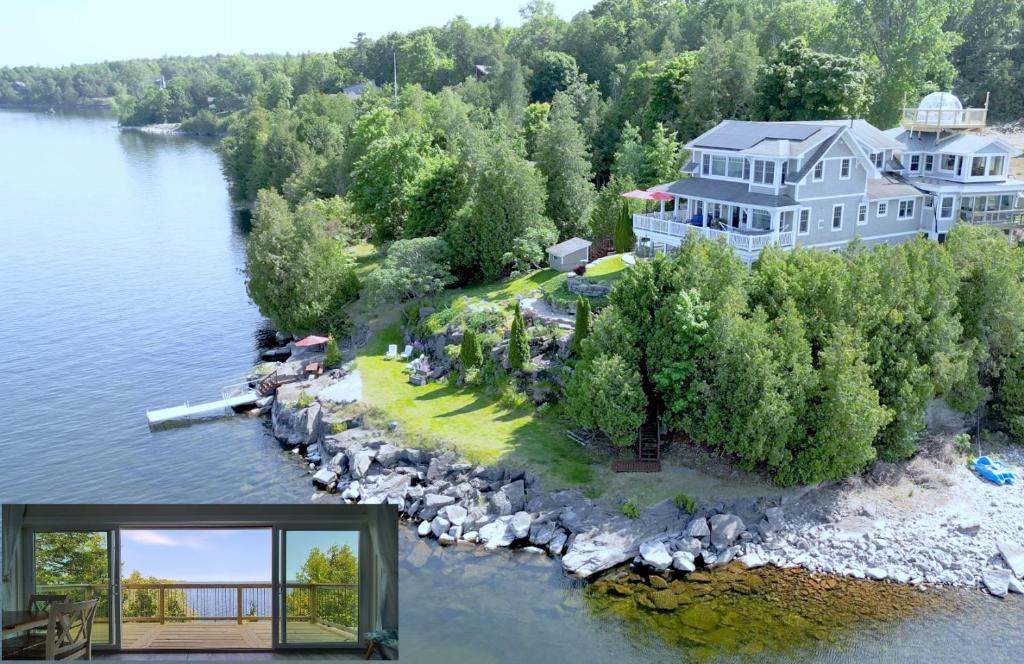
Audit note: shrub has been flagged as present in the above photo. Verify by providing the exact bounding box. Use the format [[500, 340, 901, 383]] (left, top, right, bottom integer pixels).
[[952, 433, 972, 454], [572, 296, 592, 354], [362, 236, 455, 304], [460, 327, 483, 370], [507, 300, 530, 370], [295, 391, 314, 409], [498, 384, 531, 410], [674, 493, 697, 513], [573, 264, 587, 276], [565, 353, 647, 447], [324, 336, 340, 367], [621, 500, 640, 519]]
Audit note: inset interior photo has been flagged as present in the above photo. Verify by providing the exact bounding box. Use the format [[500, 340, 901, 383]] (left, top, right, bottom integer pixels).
[[1, 504, 398, 660]]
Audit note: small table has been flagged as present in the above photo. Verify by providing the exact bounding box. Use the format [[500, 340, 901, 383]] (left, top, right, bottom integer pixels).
[[2, 610, 48, 638]]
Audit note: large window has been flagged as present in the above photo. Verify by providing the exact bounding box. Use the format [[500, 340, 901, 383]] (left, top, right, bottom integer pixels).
[[711, 155, 727, 176], [701, 153, 710, 175], [33, 531, 113, 646], [831, 204, 843, 230], [971, 156, 986, 176], [750, 209, 771, 231], [281, 530, 360, 646], [939, 196, 954, 219], [989, 155, 1006, 176], [941, 154, 956, 171], [898, 199, 915, 219], [753, 160, 776, 185]]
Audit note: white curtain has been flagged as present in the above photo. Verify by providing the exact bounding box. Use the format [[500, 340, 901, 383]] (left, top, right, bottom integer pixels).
[[368, 507, 399, 631], [2, 504, 27, 611]]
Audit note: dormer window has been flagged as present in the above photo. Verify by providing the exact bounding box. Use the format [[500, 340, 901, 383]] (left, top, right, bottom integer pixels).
[[971, 156, 986, 177], [752, 159, 775, 185], [988, 155, 1005, 176], [707, 155, 748, 179], [941, 154, 956, 170], [812, 161, 824, 182], [840, 158, 851, 179]]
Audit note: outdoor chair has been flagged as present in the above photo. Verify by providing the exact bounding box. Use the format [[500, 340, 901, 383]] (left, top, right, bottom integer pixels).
[[16, 598, 98, 661], [384, 344, 398, 360], [400, 344, 413, 360]]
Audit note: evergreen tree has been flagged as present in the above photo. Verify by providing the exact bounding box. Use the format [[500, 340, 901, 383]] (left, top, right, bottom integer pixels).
[[324, 336, 340, 367], [643, 122, 683, 185], [613, 200, 635, 253], [572, 296, 591, 353], [611, 122, 646, 184], [534, 92, 596, 239], [507, 300, 531, 369], [565, 353, 647, 446], [460, 327, 483, 370]]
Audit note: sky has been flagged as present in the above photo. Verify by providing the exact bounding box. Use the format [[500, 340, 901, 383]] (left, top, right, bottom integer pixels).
[[120, 529, 272, 582], [1, 0, 597, 68], [118, 529, 359, 582]]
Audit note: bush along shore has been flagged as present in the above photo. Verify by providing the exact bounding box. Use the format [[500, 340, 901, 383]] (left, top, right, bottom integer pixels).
[[253, 355, 1024, 599]]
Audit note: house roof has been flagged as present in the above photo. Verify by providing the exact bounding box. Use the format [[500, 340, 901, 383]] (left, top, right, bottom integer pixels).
[[687, 120, 835, 157], [800, 119, 904, 152], [883, 128, 1022, 156], [784, 130, 842, 184], [547, 237, 591, 258], [659, 178, 797, 208], [905, 176, 1024, 194], [865, 175, 921, 200]]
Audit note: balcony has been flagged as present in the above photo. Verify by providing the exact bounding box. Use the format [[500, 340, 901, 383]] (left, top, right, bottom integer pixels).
[[632, 212, 795, 256], [960, 209, 1024, 226], [900, 106, 987, 131]]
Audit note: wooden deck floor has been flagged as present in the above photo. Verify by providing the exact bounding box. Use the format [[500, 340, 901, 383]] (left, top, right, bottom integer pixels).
[[121, 621, 356, 650]]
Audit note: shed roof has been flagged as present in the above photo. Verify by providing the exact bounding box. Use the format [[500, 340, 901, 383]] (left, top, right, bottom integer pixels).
[[547, 237, 591, 258]]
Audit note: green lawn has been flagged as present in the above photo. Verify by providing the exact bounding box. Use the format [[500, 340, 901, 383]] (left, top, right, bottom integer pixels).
[[356, 322, 595, 487], [539, 253, 631, 309]]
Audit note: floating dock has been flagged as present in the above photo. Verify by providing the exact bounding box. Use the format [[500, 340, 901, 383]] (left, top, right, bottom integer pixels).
[[146, 384, 259, 426]]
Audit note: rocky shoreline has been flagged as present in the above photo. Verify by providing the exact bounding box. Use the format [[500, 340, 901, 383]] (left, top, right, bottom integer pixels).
[[255, 355, 1024, 598]]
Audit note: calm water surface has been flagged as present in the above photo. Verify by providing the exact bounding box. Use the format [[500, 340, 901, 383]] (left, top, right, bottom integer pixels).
[[2, 109, 1022, 663]]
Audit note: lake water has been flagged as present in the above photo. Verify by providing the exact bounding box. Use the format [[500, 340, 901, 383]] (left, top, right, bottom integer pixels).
[[1, 109, 1022, 662]]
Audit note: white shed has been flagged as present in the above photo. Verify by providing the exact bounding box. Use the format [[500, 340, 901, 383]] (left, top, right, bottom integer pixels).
[[546, 237, 592, 272]]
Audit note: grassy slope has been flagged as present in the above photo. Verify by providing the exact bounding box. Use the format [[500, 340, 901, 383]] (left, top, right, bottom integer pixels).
[[352, 267, 594, 488]]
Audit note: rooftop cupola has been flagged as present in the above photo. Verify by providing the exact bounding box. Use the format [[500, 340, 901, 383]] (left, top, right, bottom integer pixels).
[[901, 91, 988, 131]]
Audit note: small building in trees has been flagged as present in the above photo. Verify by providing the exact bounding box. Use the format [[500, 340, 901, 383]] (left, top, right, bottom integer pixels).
[[546, 237, 591, 272]]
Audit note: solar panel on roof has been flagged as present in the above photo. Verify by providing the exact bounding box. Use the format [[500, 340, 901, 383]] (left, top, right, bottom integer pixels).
[[693, 122, 820, 150]]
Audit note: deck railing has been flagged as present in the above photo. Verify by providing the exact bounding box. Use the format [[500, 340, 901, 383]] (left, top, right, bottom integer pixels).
[[901, 106, 987, 129], [633, 212, 793, 253], [38, 582, 356, 629], [960, 209, 1024, 225]]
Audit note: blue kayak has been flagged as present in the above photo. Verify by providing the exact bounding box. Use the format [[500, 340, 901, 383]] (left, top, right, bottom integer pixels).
[[973, 456, 1017, 486]]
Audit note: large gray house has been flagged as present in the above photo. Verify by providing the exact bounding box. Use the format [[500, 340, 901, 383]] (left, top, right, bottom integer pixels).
[[633, 92, 1024, 265]]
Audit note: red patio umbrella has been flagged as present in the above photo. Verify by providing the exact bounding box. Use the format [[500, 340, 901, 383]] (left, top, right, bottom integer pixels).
[[295, 334, 330, 347]]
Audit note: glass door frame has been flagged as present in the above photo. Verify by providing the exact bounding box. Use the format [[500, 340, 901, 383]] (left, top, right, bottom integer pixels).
[[272, 525, 369, 651], [24, 525, 122, 651]]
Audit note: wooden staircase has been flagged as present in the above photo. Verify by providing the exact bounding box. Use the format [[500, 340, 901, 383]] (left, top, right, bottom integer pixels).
[[611, 422, 662, 473]]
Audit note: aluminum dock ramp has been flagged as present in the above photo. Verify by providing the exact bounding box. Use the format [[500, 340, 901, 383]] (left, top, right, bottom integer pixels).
[[146, 384, 259, 426]]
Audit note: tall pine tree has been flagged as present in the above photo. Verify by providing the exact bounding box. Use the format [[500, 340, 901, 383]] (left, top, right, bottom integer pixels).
[[507, 300, 531, 369], [572, 296, 592, 353], [534, 91, 596, 239], [613, 200, 635, 253]]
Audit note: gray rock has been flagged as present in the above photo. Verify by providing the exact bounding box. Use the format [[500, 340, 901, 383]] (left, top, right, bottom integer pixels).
[[530, 521, 557, 546], [462, 531, 479, 544], [490, 490, 513, 517], [348, 448, 374, 479], [374, 443, 403, 467], [510, 511, 532, 539], [1008, 576, 1024, 595], [449, 525, 463, 540], [866, 567, 888, 581], [479, 516, 515, 549], [418, 493, 456, 522], [417, 520, 431, 537], [709, 514, 745, 550], [426, 453, 454, 482], [716, 546, 739, 566], [438, 533, 456, 546], [983, 568, 1012, 597], [639, 540, 673, 571], [956, 519, 981, 536], [548, 529, 568, 556], [764, 507, 784, 529], [686, 517, 710, 544], [997, 541, 1024, 578], [441, 505, 468, 527], [499, 480, 526, 513], [430, 516, 451, 538], [311, 468, 338, 488], [738, 553, 766, 569], [671, 551, 696, 572], [674, 537, 702, 557]]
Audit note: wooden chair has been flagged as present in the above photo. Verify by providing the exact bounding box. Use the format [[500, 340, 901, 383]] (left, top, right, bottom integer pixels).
[[2, 594, 68, 656], [17, 599, 98, 661]]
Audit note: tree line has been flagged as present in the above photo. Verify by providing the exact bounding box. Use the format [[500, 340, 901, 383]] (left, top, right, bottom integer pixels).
[[566, 226, 1024, 485]]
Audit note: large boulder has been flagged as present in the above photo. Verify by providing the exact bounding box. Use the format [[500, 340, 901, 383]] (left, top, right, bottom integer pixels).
[[489, 490, 513, 517], [499, 480, 526, 513], [479, 516, 515, 549], [418, 494, 456, 521], [562, 505, 681, 577], [311, 468, 338, 489], [430, 516, 451, 538], [639, 540, 673, 571], [440, 505, 468, 527], [548, 529, 568, 556], [686, 517, 710, 545], [510, 511, 532, 539], [997, 541, 1024, 578], [529, 521, 557, 546], [709, 514, 745, 550], [347, 448, 375, 480], [672, 551, 696, 572], [983, 568, 1012, 597]]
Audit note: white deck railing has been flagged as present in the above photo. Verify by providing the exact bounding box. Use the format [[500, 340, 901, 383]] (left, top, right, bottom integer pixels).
[[960, 209, 1024, 225], [901, 106, 987, 130], [633, 212, 794, 254]]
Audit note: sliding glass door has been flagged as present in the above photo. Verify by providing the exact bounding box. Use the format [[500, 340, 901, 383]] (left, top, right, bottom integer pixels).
[[274, 529, 361, 648], [31, 529, 120, 649]]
